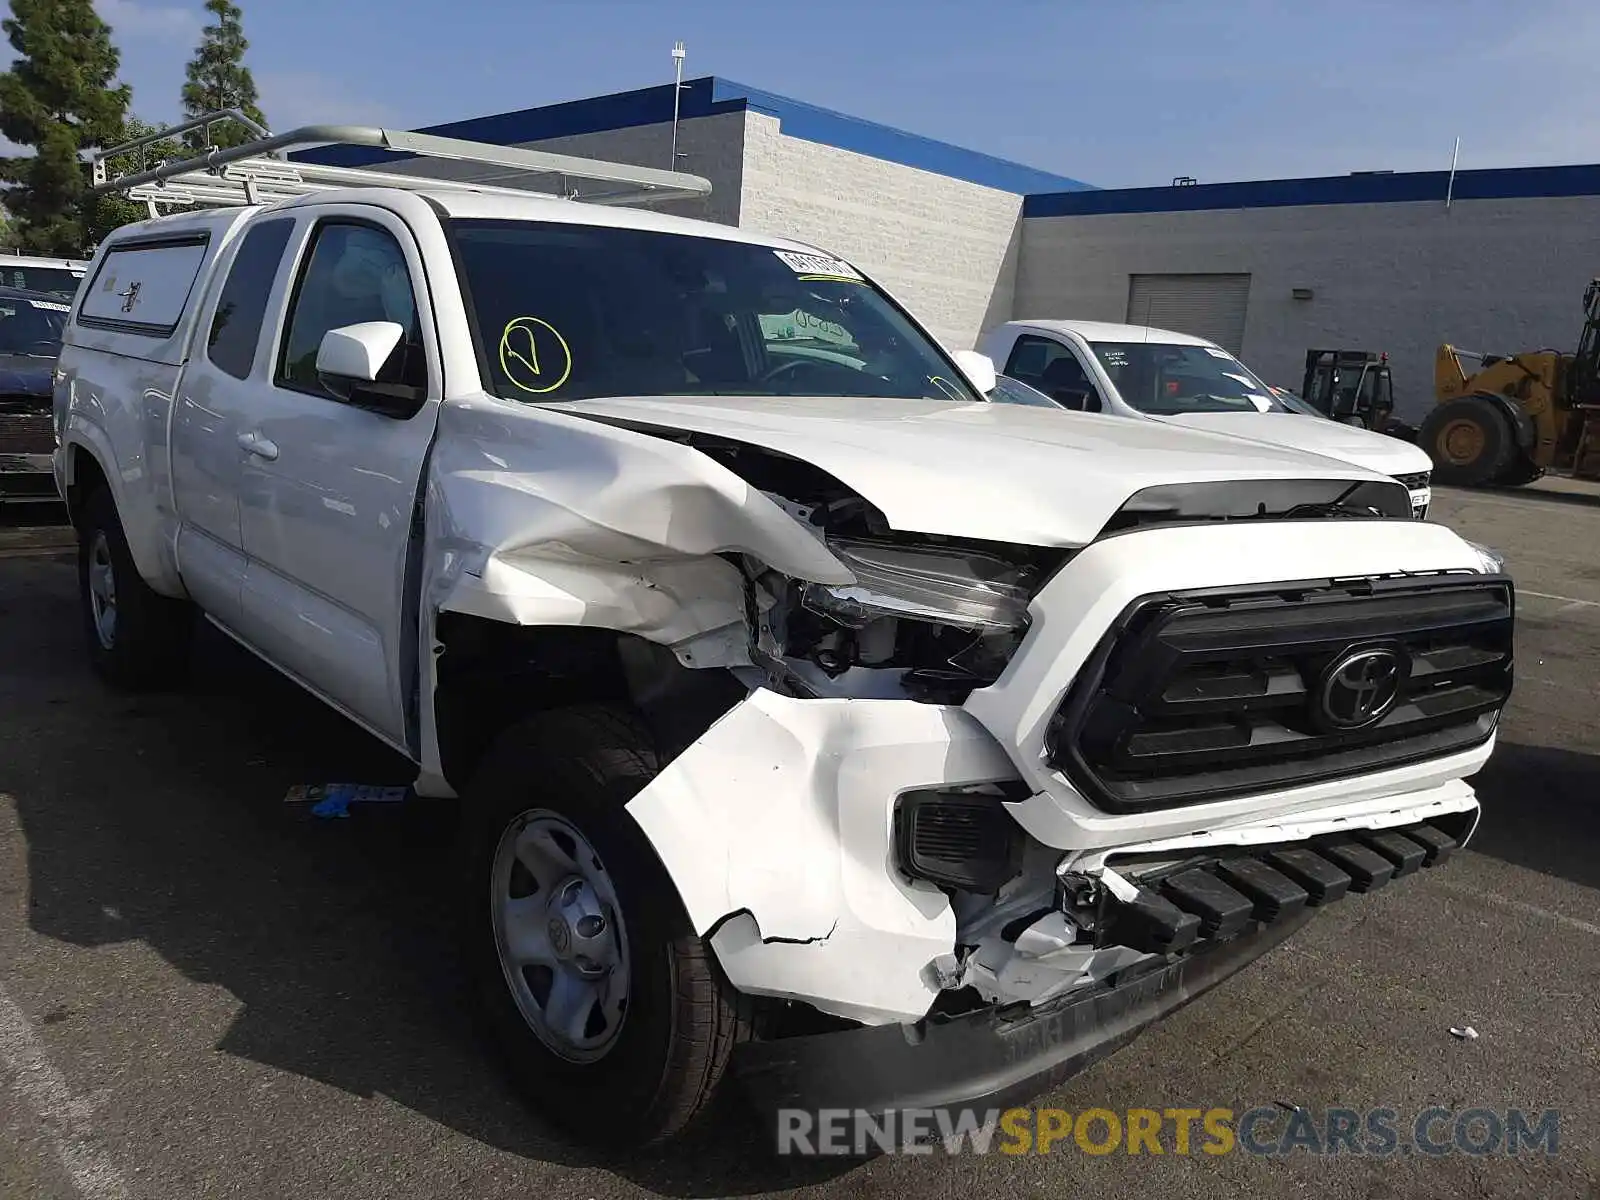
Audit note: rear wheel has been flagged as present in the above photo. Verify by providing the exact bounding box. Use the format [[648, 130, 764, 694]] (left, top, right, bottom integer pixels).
[[1419, 395, 1517, 487], [459, 705, 751, 1148], [77, 487, 193, 690]]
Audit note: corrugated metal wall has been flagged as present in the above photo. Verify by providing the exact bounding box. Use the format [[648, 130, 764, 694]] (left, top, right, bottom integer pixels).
[[1125, 273, 1252, 352]]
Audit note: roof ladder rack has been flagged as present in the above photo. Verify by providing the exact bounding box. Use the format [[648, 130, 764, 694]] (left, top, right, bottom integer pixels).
[[90, 110, 713, 212]]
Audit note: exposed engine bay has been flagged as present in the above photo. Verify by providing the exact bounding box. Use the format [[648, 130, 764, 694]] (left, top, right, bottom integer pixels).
[[684, 435, 1411, 710]]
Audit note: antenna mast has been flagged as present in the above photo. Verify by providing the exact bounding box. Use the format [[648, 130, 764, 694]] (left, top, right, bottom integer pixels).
[[670, 40, 687, 169]]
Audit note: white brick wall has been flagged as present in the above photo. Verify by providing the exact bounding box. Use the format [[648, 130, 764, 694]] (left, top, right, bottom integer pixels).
[[737, 113, 1022, 351], [1015, 197, 1600, 421]]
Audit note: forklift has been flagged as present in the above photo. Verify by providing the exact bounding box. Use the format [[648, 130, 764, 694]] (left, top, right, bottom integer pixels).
[[1299, 349, 1404, 432]]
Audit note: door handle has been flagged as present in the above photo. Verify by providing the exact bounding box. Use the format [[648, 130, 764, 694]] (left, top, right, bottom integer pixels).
[[238, 430, 279, 461]]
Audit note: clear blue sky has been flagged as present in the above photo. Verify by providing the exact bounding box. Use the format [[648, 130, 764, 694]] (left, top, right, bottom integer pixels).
[[10, 0, 1600, 187]]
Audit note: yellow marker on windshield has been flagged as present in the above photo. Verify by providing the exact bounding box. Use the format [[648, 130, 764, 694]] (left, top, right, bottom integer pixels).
[[498, 316, 572, 395]]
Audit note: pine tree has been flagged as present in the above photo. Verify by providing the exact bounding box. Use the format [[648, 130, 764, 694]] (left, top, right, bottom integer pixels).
[[0, 0, 131, 256], [181, 0, 267, 151], [85, 116, 183, 247]]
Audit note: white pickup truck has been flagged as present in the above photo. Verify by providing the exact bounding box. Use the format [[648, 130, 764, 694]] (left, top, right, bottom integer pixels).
[[978, 320, 1437, 519], [55, 123, 1513, 1150]]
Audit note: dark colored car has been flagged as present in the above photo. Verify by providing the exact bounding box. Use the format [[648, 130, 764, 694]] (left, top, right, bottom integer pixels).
[[0, 284, 68, 503]]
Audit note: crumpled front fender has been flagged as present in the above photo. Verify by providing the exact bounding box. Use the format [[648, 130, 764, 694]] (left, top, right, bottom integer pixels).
[[425, 397, 851, 643], [624, 686, 1021, 1026]]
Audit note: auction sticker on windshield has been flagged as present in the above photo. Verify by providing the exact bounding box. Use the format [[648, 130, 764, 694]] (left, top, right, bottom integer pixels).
[[774, 250, 863, 282]]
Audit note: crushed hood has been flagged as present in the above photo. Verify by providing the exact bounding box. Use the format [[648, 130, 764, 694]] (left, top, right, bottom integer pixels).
[[1156, 412, 1432, 478], [560, 394, 1388, 547]]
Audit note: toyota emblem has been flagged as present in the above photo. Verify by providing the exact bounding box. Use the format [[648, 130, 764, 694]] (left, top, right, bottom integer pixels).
[[548, 916, 572, 957], [1316, 647, 1407, 731]]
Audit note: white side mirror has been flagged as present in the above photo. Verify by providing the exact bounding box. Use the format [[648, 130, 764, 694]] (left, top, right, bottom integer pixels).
[[953, 349, 997, 397], [316, 321, 404, 383]]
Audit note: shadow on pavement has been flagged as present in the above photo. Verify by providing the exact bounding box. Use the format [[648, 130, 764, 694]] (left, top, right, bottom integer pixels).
[[0, 554, 851, 1197], [1468, 741, 1600, 891], [1482, 481, 1600, 510]]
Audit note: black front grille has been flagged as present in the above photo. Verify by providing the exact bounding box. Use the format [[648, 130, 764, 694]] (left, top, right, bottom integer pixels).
[[1046, 575, 1513, 811], [0, 411, 52, 454], [1393, 471, 1431, 518]]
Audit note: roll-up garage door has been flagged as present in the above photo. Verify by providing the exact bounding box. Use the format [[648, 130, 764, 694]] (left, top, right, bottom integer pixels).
[[1125, 273, 1251, 353]]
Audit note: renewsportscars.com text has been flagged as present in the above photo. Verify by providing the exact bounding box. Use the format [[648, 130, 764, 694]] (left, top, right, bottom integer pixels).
[[777, 1105, 1560, 1157]]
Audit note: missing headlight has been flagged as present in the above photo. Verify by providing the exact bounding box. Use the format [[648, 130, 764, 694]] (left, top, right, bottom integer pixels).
[[750, 537, 1062, 703]]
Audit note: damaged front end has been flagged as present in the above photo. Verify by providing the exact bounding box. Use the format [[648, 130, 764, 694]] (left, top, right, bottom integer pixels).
[[425, 398, 1505, 1086], [624, 492, 1505, 1039]]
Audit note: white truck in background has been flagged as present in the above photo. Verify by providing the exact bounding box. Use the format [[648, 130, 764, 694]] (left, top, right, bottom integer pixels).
[[0, 252, 89, 300], [54, 119, 1513, 1149], [979, 319, 1438, 519]]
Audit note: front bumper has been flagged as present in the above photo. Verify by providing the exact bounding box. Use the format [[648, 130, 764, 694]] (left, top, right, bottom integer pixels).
[[735, 815, 1461, 1126], [737, 909, 1312, 1124], [627, 684, 1482, 1026]]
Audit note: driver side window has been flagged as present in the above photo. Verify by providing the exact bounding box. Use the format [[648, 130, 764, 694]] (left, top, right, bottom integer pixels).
[[276, 221, 425, 400], [1004, 334, 1101, 410]]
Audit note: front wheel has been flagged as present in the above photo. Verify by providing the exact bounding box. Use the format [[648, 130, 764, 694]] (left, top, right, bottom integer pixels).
[[77, 487, 193, 690], [1419, 395, 1517, 487], [1496, 455, 1545, 487], [459, 706, 750, 1148]]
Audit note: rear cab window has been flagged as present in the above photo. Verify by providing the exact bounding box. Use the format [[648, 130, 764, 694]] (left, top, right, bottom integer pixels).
[[79, 235, 210, 338]]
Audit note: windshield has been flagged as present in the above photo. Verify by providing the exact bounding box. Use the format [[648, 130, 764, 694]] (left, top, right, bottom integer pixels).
[[0, 266, 82, 299], [1090, 341, 1306, 415], [0, 296, 66, 357], [450, 220, 980, 404]]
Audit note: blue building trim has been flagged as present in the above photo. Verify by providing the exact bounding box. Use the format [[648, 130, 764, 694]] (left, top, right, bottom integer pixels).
[[294, 75, 1094, 194], [715, 78, 1094, 194], [1023, 163, 1600, 217]]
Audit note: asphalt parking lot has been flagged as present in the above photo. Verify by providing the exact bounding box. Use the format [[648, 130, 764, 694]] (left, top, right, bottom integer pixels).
[[2, 486, 1597, 1200]]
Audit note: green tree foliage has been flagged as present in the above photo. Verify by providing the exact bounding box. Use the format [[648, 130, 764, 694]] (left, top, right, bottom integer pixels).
[[84, 115, 183, 248], [0, 0, 131, 256], [181, 0, 267, 150]]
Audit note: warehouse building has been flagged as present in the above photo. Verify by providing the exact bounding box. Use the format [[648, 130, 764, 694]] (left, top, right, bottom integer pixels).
[[304, 76, 1600, 420]]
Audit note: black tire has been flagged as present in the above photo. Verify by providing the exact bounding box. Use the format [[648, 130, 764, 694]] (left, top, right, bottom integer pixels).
[[1419, 395, 1517, 487], [459, 705, 751, 1148], [77, 486, 193, 690], [1496, 455, 1545, 487]]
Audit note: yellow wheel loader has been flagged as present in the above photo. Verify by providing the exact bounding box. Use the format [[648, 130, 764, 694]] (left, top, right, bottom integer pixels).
[[1423, 279, 1600, 487]]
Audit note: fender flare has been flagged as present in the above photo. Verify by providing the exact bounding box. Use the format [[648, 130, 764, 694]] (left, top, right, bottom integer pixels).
[[59, 424, 186, 597]]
